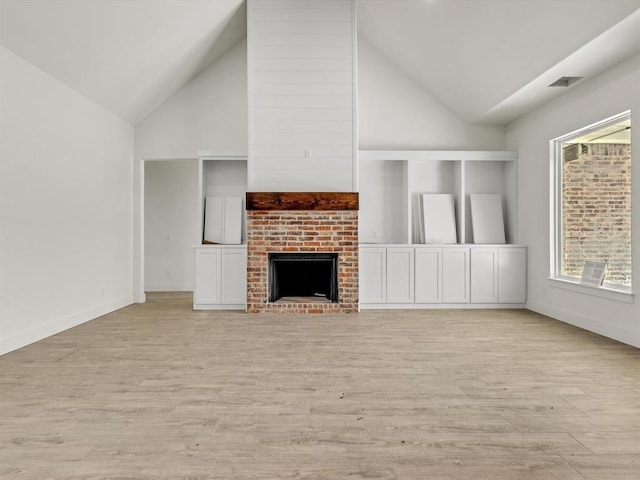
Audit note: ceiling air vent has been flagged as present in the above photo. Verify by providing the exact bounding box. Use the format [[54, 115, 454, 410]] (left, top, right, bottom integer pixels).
[[548, 76, 583, 87]]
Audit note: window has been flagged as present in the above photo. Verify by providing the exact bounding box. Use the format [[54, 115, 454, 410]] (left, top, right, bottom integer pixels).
[[551, 111, 632, 292]]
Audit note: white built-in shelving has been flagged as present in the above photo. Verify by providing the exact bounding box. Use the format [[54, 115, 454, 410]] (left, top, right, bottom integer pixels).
[[358, 150, 518, 245], [197, 152, 248, 244], [194, 153, 248, 310], [358, 150, 526, 309], [191, 150, 526, 310]]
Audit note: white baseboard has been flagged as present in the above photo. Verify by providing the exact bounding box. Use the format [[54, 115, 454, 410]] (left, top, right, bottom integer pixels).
[[0, 295, 133, 356], [144, 283, 192, 292], [527, 300, 640, 349], [359, 303, 526, 310]]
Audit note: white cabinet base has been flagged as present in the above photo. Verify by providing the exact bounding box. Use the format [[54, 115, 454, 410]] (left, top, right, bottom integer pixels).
[[194, 245, 247, 310], [360, 244, 526, 309]]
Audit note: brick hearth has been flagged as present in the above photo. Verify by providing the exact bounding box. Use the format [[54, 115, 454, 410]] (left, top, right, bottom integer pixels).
[[246, 193, 358, 313]]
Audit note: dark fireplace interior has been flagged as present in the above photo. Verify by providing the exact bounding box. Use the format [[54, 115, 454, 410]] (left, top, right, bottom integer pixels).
[[268, 253, 338, 303]]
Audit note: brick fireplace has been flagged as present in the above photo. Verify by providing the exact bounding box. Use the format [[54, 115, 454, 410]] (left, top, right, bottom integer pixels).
[[246, 192, 359, 313]]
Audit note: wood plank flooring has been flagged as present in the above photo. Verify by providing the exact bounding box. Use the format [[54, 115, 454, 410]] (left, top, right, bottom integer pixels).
[[1, 292, 639, 479]]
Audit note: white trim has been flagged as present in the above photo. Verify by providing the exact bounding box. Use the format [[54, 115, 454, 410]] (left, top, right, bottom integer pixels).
[[549, 110, 633, 289], [527, 300, 640, 349], [144, 284, 193, 292], [358, 150, 518, 162], [196, 151, 247, 161], [351, 0, 358, 192], [0, 296, 132, 356], [246, 0, 255, 191], [459, 160, 467, 243], [134, 158, 145, 303], [198, 158, 204, 243], [548, 277, 634, 303], [552, 110, 631, 143], [359, 243, 527, 248], [192, 304, 246, 311], [359, 303, 526, 310], [549, 139, 560, 281]]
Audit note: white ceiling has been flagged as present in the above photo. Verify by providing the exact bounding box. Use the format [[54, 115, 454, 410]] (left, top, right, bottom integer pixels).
[[1, 0, 639, 126], [0, 0, 246, 124], [357, 0, 640, 125]]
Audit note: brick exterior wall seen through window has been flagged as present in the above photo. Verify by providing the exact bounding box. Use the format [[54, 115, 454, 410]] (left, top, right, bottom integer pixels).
[[562, 143, 631, 286]]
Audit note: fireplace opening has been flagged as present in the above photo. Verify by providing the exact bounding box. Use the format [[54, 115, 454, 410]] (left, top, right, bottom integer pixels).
[[268, 253, 338, 303]]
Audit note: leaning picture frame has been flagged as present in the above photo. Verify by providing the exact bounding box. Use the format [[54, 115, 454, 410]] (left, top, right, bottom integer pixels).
[[580, 260, 608, 287]]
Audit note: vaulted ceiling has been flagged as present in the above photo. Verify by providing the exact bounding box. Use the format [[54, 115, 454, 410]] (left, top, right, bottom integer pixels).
[[359, 0, 640, 124], [0, 0, 246, 123], [1, 0, 639, 126]]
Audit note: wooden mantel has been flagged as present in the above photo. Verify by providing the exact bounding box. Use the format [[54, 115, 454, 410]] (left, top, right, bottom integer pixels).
[[246, 192, 359, 211]]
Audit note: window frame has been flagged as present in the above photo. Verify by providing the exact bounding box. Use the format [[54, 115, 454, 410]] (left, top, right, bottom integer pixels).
[[549, 110, 633, 297]]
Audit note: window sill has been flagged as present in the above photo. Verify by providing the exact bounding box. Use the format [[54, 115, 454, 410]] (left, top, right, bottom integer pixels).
[[548, 277, 635, 304]]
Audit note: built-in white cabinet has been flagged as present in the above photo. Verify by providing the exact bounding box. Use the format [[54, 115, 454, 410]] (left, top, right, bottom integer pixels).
[[442, 247, 471, 303], [358, 149, 524, 309], [193, 153, 248, 310], [470, 246, 527, 304], [190, 150, 526, 311], [498, 247, 527, 303], [220, 248, 248, 305], [359, 247, 387, 304], [387, 247, 414, 303], [194, 246, 246, 310], [415, 247, 442, 303], [194, 247, 222, 305], [360, 245, 526, 308], [359, 247, 415, 304], [470, 247, 499, 303]]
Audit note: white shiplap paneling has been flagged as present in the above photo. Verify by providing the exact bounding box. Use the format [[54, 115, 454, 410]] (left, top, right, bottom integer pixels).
[[253, 33, 352, 48], [253, 107, 351, 122], [248, 0, 355, 192], [253, 120, 353, 134]]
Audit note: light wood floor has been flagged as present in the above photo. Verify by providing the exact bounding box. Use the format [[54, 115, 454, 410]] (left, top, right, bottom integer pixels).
[[1, 293, 639, 479]]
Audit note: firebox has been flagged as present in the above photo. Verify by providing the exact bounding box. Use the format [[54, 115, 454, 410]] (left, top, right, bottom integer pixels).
[[268, 253, 338, 303]]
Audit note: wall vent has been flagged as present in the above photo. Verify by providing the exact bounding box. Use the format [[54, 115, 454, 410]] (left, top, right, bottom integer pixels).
[[563, 143, 588, 162], [549, 76, 583, 87]]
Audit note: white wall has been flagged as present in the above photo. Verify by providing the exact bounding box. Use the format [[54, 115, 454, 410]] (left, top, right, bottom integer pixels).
[[132, 33, 511, 299], [358, 38, 506, 151], [135, 39, 248, 160], [133, 39, 247, 302], [144, 160, 199, 291], [135, 36, 507, 164], [248, 0, 355, 192], [0, 46, 134, 356], [507, 53, 640, 348]]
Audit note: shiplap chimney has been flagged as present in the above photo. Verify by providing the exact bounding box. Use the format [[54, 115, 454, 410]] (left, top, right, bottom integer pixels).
[[247, 0, 356, 192]]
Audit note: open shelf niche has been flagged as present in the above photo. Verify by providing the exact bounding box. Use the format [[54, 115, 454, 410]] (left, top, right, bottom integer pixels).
[[358, 150, 518, 245], [197, 152, 248, 245]]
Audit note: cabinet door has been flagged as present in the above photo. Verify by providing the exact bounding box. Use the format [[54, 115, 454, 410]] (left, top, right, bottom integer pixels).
[[221, 248, 247, 305], [442, 247, 470, 303], [359, 248, 386, 303], [471, 248, 498, 303], [194, 248, 221, 304], [415, 248, 442, 303], [498, 247, 527, 303], [386, 247, 414, 303]]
